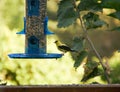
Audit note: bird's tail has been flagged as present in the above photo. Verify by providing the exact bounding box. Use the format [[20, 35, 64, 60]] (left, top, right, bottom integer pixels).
[[70, 49, 78, 52]]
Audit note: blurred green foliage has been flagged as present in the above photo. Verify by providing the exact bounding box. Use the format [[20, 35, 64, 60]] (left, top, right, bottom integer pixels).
[[0, 0, 24, 30], [0, 0, 120, 85]]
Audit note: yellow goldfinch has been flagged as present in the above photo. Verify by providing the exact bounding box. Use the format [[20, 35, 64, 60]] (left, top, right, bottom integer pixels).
[[54, 40, 77, 53]]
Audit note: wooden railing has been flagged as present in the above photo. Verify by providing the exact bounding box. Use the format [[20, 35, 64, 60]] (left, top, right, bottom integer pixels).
[[0, 84, 120, 92]]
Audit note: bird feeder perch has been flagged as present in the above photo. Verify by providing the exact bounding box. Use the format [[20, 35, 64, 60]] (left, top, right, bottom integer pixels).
[[8, 0, 63, 59]]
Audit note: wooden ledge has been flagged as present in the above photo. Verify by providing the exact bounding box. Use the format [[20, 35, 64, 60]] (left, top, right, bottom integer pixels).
[[0, 84, 120, 92]]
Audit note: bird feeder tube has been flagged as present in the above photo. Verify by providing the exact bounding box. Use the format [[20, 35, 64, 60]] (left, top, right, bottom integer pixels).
[[8, 0, 63, 59]]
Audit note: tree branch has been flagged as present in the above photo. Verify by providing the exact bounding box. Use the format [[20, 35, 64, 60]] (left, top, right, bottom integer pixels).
[[73, 0, 111, 84]]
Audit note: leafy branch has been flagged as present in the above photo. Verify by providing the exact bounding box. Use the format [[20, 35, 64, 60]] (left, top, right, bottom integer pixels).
[[73, 0, 110, 84], [57, 0, 120, 84]]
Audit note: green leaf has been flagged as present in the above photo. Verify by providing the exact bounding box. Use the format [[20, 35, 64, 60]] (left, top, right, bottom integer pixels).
[[74, 51, 88, 69], [108, 11, 120, 20], [57, 0, 78, 28], [101, 0, 120, 11], [83, 12, 107, 29], [81, 61, 100, 82], [72, 36, 86, 52], [81, 67, 102, 82], [85, 61, 99, 71], [78, 0, 103, 12]]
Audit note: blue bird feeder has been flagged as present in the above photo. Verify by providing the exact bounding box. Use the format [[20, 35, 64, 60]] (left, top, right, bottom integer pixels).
[[8, 0, 63, 59]]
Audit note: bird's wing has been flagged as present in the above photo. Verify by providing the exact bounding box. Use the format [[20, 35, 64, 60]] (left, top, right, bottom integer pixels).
[[58, 45, 71, 51]]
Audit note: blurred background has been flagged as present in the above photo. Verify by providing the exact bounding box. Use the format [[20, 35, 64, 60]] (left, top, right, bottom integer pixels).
[[0, 0, 120, 85]]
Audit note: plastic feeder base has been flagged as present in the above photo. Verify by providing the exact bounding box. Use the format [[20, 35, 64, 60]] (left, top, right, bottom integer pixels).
[[8, 53, 63, 59]]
